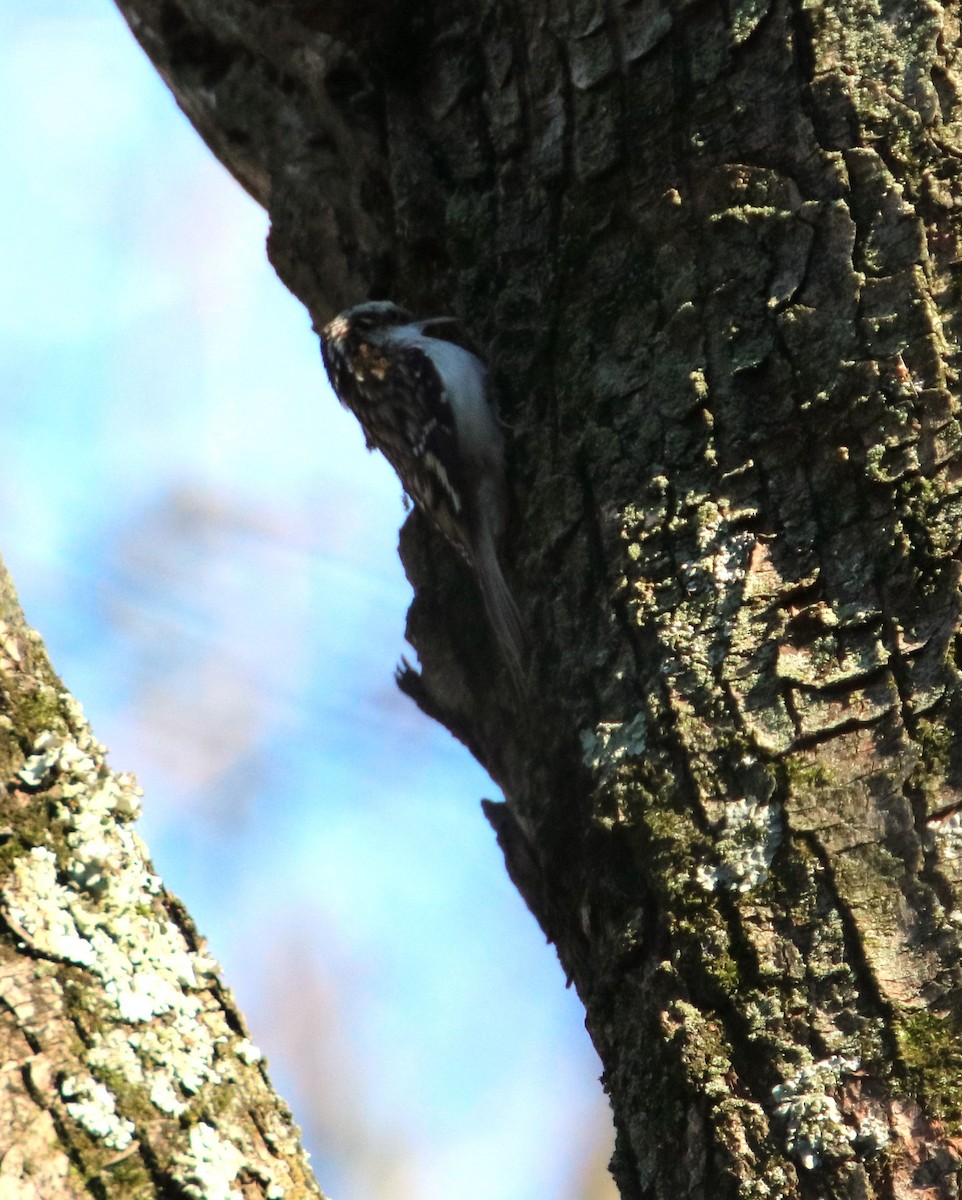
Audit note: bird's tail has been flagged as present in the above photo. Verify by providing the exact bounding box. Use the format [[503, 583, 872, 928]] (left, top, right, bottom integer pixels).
[[474, 520, 525, 692]]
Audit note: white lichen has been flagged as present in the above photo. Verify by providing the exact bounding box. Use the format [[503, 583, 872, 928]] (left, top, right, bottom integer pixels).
[[581, 712, 649, 779], [694, 795, 781, 893], [852, 1112, 890, 1157], [671, 495, 756, 596], [928, 809, 962, 860], [84, 1012, 214, 1118], [249, 1164, 287, 1200], [6, 846, 98, 965], [771, 1056, 863, 1169], [60, 1075, 135, 1151], [174, 1121, 245, 1200], [236, 1038, 263, 1065], [7, 727, 209, 1024], [150, 1074, 188, 1117], [2, 703, 236, 1154], [0, 619, 23, 667]]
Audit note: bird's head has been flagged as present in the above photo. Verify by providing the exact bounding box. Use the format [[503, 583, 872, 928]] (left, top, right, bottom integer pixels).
[[323, 300, 414, 345]]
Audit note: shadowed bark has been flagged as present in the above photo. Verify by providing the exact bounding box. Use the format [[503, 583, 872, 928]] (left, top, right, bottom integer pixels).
[[3, 0, 962, 1196]]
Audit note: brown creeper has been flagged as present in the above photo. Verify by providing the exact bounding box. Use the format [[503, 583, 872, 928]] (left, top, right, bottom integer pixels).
[[320, 300, 524, 685]]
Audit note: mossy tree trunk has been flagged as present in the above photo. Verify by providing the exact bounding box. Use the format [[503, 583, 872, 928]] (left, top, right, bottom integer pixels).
[[0, 567, 323, 1196], [5, 0, 962, 1196]]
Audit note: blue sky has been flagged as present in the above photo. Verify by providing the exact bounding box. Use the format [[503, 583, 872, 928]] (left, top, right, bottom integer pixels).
[[0, 6, 615, 1199]]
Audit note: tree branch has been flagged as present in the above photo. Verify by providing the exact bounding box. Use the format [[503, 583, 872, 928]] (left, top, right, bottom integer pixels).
[[0, 558, 323, 1196]]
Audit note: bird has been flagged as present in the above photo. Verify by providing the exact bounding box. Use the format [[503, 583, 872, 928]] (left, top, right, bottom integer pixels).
[[320, 300, 524, 688]]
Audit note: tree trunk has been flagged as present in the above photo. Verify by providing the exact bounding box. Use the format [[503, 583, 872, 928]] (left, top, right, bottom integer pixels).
[[0, 564, 323, 1196], [7, 0, 962, 1195]]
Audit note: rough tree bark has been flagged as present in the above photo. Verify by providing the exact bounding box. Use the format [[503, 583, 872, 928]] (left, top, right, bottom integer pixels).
[[0, 567, 323, 1195], [3, 0, 962, 1196]]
